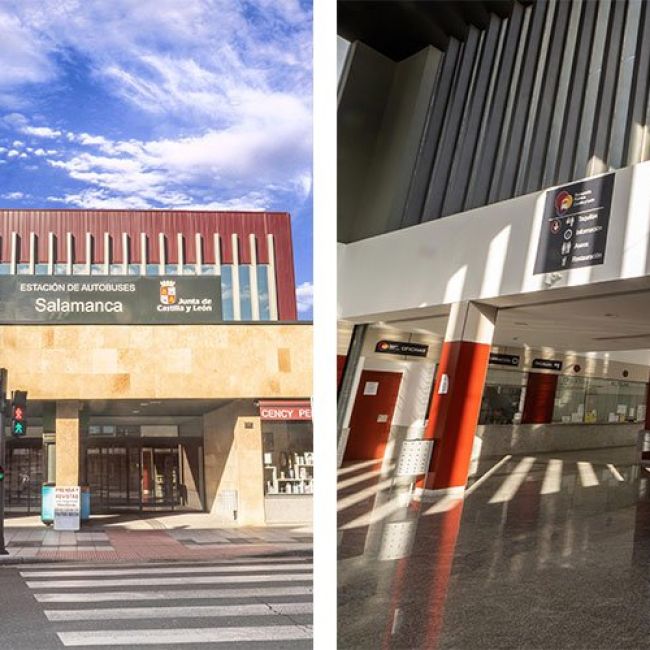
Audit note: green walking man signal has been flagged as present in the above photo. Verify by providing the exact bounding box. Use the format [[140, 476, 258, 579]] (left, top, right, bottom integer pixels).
[[0, 466, 4, 481], [11, 391, 27, 437]]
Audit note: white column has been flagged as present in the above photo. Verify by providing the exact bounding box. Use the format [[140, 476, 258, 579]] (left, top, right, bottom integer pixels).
[[159, 233, 166, 275], [214, 234, 222, 275], [66, 233, 73, 275], [140, 233, 147, 275], [177, 233, 184, 275], [195, 233, 202, 275], [47, 233, 55, 275], [85, 232, 92, 275], [249, 233, 260, 320], [10, 232, 16, 275], [103, 233, 110, 275], [231, 233, 241, 321], [267, 233, 279, 321], [29, 232, 36, 274], [122, 233, 128, 275]]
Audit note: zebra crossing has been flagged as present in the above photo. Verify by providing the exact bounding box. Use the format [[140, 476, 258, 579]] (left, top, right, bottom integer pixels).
[[19, 555, 313, 647]]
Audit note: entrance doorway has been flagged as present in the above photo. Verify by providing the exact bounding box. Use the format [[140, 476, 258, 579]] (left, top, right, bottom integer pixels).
[[344, 370, 403, 461], [86, 442, 186, 512]]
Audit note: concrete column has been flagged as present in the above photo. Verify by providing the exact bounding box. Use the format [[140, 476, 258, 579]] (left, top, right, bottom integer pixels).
[[423, 301, 497, 496], [55, 401, 82, 487], [234, 416, 265, 525]]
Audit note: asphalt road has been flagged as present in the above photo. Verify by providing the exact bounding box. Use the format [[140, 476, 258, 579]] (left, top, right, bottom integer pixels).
[[0, 555, 313, 649]]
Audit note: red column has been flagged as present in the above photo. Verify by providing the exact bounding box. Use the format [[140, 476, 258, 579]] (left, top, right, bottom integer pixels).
[[423, 302, 496, 494]]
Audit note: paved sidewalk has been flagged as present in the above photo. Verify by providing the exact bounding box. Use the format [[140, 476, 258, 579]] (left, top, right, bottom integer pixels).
[[1, 514, 312, 563]]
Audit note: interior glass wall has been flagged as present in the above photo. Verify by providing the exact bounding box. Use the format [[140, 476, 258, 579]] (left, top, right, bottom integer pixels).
[[479, 369, 525, 425]]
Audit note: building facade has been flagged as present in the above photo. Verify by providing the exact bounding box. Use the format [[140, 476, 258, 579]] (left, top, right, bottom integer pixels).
[[337, 0, 650, 495], [1, 209, 312, 525]]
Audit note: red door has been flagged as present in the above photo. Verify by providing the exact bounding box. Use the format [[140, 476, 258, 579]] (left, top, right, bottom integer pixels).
[[344, 370, 403, 461]]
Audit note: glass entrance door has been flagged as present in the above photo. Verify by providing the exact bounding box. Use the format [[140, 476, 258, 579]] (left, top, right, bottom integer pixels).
[[141, 446, 180, 509], [87, 442, 181, 512]]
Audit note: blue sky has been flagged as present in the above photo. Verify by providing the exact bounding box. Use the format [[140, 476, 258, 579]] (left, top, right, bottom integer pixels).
[[0, 0, 313, 318]]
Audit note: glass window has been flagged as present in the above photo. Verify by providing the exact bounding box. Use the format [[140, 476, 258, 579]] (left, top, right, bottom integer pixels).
[[239, 265, 252, 320], [479, 369, 525, 425], [91, 264, 105, 275], [164, 264, 176, 275], [584, 378, 647, 424], [146, 264, 159, 276], [72, 264, 87, 275], [128, 264, 140, 276], [262, 421, 313, 495], [16, 263, 31, 275], [257, 265, 271, 320], [110, 264, 124, 276], [182, 264, 196, 275], [200, 264, 217, 276], [221, 265, 234, 321], [553, 375, 587, 423], [35, 263, 49, 276], [55, 263, 67, 276], [0, 264, 11, 275]]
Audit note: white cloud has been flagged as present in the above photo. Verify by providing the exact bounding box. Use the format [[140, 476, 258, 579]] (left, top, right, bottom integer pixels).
[[7, 150, 20, 157], [0, 10, 54, 91], [21, 125, 61, 138], [2, 191, 25, 199], [296, 281, 313, 315]]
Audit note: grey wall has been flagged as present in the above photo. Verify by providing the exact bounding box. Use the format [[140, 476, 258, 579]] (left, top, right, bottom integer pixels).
[[340, 0, 650, 240], [403, 0, 650, 227], [338, 43, 441, 243]]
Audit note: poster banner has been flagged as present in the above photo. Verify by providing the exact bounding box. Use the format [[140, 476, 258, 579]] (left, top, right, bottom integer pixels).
[[53, 486, 81, 531], [0, 276, 222, 324]]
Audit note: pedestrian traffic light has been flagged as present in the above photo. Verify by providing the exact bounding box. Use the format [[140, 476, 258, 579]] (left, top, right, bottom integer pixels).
[[0, 466, 4, 481], [11, 390, 27, 437]]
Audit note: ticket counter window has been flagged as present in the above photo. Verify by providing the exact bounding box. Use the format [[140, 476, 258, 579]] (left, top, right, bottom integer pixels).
[[262, 421, 313, 495], [552, 375, 587, 423], [479, 369, 525, 425], [583, 378, 647, 424]]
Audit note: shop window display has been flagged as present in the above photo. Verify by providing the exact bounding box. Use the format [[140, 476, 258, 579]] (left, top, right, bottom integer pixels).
[[262, 421, 313, 495], [479, 369, 525, 425]]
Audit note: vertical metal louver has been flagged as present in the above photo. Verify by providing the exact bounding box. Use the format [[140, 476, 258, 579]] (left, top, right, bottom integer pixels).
[[402, 0, 650, 227]]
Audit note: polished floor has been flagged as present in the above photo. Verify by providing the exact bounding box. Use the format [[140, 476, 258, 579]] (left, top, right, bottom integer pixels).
[[338, 446, 650, 649]]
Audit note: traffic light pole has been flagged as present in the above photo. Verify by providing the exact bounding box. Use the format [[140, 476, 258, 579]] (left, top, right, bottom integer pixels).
[[0, 369, 8, 555]]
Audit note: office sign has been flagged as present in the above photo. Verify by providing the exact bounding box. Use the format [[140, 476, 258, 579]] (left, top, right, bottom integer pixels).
[[259, 400, 312, 421], [489, 353, 520, 367], [53, 486, 80, 531], [534, 173, 614, 274], [532, 358, 563, 371], [375, 340, 429, 357], [0, 276, 222, 324]]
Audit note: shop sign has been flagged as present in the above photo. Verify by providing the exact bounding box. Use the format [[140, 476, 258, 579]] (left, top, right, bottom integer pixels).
[[259, 400, 312, 421], [489, 353, 520, 367], [532, 358, 563, 371], [534, 172, 614, 274], [53, 486, 80, 531], [0, 276, 222, 324], [375, 340, 429, 357]]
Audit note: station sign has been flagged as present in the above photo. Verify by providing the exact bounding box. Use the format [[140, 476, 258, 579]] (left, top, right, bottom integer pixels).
[[532, 358, 563, 371], [0, 276, 222, 325], [489, 353, 520, 367], [259, 400, 312, 421], [534, 172, 614, 274], [375, 340, 429, 357]]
